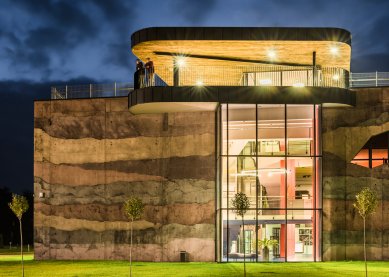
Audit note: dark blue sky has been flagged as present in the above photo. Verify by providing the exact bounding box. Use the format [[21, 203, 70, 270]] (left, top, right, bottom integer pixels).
[[1, 0, 389, 192]]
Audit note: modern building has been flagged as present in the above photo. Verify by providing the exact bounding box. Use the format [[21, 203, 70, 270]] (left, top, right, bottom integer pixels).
[[34, 27, 389, 262]]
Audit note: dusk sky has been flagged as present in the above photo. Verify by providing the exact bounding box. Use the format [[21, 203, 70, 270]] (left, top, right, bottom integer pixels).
[[1, 0, 389, 192]]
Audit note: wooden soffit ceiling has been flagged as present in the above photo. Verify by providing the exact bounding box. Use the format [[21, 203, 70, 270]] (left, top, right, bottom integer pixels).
[[131, 27, 351, 71]]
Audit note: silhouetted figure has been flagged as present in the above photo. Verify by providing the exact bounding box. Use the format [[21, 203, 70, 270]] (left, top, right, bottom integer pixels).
[[145, 57, 155, 87], [134, 59, 144, 89]]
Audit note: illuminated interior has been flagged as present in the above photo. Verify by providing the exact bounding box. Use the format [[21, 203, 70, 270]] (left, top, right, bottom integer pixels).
[[351, 131, 389, 168], [218, 104, 322, 262]]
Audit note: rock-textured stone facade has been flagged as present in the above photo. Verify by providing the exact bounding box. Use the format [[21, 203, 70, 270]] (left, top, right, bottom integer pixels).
[[34, 97, 216, 261], [322, 87, 389, 261]]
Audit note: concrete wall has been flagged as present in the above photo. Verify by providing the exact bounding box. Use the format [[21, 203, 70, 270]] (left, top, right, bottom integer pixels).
[[33, 97, 216, 261], [322, 87, 389, 261]]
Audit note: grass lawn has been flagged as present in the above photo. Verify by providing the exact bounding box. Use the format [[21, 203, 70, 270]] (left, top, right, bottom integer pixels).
[[1, 254, 389, 277], [0, 247, 32, 255]]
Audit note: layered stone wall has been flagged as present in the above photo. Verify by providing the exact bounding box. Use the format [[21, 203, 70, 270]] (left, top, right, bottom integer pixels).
[[34, 97, 216, 261], [322, 87, 389, 260]]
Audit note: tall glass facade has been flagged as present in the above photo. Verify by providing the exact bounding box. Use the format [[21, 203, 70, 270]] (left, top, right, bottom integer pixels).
[[217, 104, 322, 262]]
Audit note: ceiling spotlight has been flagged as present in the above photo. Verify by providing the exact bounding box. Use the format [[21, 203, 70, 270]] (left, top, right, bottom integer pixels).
[[330, 46, 339, 55], [175, 56, 186, 67], [267, 50, 276, 59], [196, 80, 204, 86]]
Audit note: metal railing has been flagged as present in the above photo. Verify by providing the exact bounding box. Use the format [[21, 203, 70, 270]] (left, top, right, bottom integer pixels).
[[51, 82, 134, 99], [151, 65, 349, 88], [51, 69, 389, 100], [350, 72, 389, 87]]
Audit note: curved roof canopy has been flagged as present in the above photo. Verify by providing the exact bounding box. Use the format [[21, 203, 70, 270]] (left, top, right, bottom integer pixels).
[[131, 27, 351, 71]]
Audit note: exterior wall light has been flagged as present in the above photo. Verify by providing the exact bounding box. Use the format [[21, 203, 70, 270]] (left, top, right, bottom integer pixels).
[[332, 74, 340, 80]]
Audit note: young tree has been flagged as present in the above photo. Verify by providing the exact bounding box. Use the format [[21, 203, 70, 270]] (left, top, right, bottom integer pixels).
[[123, 197, 144, 277], [353, 187, 378, 277], [231, 192, 250, 277], [9, 194, 29, 277]]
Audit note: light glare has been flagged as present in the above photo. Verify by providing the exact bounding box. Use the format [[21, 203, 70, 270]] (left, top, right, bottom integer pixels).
[[293, 82, 305, 87], [175, 56, 186, 67], [267, 50, 276, 59], [259, 79, 272, 85], [330, 46, 339, 55]]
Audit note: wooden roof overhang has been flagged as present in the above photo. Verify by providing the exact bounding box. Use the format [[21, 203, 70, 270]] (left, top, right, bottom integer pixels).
[[131, 27, 351, 71]]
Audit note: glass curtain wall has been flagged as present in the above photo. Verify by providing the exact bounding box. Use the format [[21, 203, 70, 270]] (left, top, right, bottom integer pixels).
[[218, 104, 321, 262]]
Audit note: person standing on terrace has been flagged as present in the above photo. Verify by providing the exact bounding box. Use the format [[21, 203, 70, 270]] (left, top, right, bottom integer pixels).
[[145, 57, 155, 86], [134, 59, 145, 89]]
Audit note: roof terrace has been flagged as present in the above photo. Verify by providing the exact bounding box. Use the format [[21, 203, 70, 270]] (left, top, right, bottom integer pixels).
[[51, 71, 389, 100], [50, 27, 388, 100]]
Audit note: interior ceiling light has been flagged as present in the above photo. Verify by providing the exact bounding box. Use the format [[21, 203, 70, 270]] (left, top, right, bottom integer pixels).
[[259, 79, 272, 85], [238, 168, 291, 174], [293, 82, 305, 87]]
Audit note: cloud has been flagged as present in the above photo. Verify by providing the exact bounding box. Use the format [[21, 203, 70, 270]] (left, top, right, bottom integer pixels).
[[5, 46, 51, 72], [15, 0, 98, 36], [169, 0, 217, 24], [349, 3, 389, 70], [0, 0, 138, 81], [25, 27, 76, 51], [90, 0, 137, 71], [362, 12, 389, 52], [352, 53, 389, 72], [105, 42, 133, 70], [89, 0, 133, 20]]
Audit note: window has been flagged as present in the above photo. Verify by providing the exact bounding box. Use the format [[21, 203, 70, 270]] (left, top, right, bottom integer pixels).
[[351, 132, 389, 168], [218, 104, 321, 262]]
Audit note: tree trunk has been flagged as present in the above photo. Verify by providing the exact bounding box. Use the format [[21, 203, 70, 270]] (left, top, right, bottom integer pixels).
[[242, 216, 246, 277], [364, 217, 367, 277], [19, 219, 24, 277], [130, 218, 133, 277]]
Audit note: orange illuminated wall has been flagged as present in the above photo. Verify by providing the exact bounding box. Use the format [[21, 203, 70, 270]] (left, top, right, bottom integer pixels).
[[279, 159, 296, 257], [351, 132, 389, 168]]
